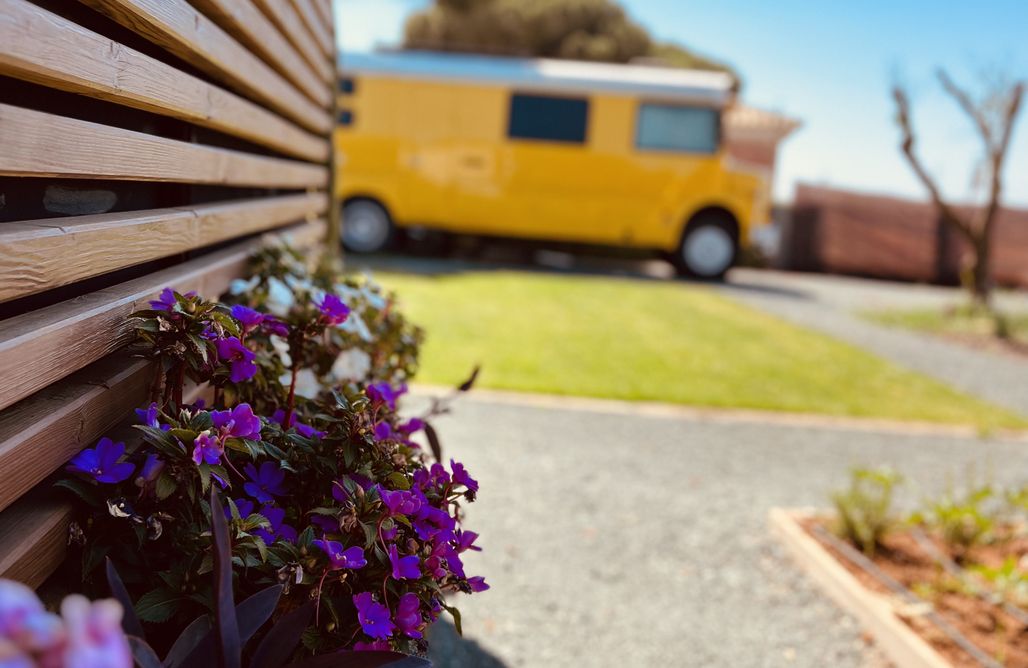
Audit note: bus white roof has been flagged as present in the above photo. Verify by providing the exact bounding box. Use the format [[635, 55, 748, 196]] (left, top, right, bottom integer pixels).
[[340, 51, 735, 107]]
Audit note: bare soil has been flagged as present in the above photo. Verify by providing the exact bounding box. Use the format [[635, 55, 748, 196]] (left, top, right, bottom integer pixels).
[[803, 518, 1028, 668]]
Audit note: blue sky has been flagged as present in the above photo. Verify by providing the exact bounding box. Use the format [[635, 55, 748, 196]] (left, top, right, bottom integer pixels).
[[334, 0, 1028, 205]]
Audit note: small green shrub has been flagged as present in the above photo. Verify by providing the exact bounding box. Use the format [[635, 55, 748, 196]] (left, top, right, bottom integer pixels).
[[971, 557, 1028, 607], [831, 467, 903, 557], [912, 483, 998, 559]]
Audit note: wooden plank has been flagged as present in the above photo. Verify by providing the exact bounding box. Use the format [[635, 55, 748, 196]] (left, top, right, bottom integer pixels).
[[254, 0, 333, 83], [0, 380, 212, 588], [312, 0, 333, 34], [291, 0, 334, 58], [0, 193, 328, 302], [189, 0, 330, 108], [80, 0, 332, 134], [0, 219, 326, 412], [0, 355, 151, 514], [0, 493, 71, 589], [0, 104, 327, 188], [0, 0, 328, 163]]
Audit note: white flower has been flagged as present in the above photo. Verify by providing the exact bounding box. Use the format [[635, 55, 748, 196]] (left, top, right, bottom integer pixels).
[[269, 335, 291, 367], [332, 348, 372, 382], [338, 310, 373, 342], [265, 277, 295, 317], [228, 275, 259, 295], [292, 369, 321, 399]]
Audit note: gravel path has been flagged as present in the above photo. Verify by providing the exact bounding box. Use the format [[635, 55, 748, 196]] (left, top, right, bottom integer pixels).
[[717, 269, 1028, 417], [422, 396, 1028, 668]]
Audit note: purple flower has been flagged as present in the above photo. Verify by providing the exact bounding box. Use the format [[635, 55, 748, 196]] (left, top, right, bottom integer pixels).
[[192, 431, 223, 466], [270, 409, 324, 439], [230, 304, 264, 333], [414, 463, 450, 491], [263, 316, 289, 337], [316, 293, 350, 326], [366, 382, 406, 411], [243, 462, 286, 503], [67, 438, 134, 484], [353, 593, 395, 639], [467, 576, 490, 593], [394, 593, 424, 639], [455, 530, 482, 553], [230, 498, 255, 519], [149, 287, 195, 311], [354, 640, 390, 651], [451, 460, 479, 493], [312, 540, 366, 570], [388, 544, 420, 580], [380, 488, 421, 517], [211, 403, 262, 440], [399, 418, 424, 434], [134, 402, 171, 432], [216, 337, 257, 383], [373, 422, 393, 441], [254, 506, 297, 545], [135, 454, 165, 486]]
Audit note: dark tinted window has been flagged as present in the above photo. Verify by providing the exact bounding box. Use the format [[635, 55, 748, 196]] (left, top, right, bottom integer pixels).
[[508, 94, 588, 144], [339, 77, 356, 94], [338, 110, 354, 126]]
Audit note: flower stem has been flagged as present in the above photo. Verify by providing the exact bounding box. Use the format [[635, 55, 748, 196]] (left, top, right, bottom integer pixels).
[[284, 364, 299, 427]]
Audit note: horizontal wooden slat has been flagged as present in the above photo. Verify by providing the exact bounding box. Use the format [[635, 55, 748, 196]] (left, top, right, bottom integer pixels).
[[0, 192, 328, 302], [0, 493, 71, 589], [313, 0, 333, 32], [254, 0, 333, 83], [0, 104, 327, 187], [0, 218, 326, 411], [81, 0, 332, 134], [189, 0, 330, 109], [0, 355, 151, 514], [292, 0, 333, 58], [0, 0, 328, 163]]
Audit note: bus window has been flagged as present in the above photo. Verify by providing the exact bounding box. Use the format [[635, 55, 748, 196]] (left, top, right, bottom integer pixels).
[[508, 93, 589, 144], [339, 77, 357, 94], [636, 104, 719, 154]]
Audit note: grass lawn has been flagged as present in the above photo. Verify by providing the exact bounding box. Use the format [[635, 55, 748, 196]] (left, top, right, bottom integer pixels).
[[374, 270, 1027, 429], [867, 306, 1028, 347]]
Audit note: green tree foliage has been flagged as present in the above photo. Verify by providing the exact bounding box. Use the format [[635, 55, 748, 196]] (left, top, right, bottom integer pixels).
[[403, 0, 734, 76]]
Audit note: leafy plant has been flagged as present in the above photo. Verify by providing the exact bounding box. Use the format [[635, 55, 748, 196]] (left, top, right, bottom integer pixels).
[[58, 246, 486, 660], [970, 557, 1028, 608], [912, 483, 998, 560], [831, 467, 903, 557]]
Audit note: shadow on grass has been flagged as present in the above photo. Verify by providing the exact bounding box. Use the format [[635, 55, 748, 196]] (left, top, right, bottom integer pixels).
[[427, 620, 508, 668]]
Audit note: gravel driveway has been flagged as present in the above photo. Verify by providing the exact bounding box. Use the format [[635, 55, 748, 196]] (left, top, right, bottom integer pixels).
[[422, 395, 1028, 668]]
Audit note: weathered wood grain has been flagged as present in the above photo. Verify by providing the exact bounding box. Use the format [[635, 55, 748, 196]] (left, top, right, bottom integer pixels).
[[254, 0, 333, 83], [0, 219, 326, 412], [0, 354, 151, 514], [0, 494, 72, 589], [80, 0, 331, 134], [0, 104, 327, 187], [291, 0, 334, 58], [189, 0, 329, 108], [0, 0, 328, 162], [312, 0, 333, 34], [0, 193, 327, 302]]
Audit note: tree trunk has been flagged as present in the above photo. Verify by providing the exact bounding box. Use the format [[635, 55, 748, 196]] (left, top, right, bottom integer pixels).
[[967, 233, 992, 309]]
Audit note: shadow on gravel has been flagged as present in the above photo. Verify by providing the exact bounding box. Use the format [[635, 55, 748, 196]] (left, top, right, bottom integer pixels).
[[427, 620, 508, 667], [715, 277, 813, 301]]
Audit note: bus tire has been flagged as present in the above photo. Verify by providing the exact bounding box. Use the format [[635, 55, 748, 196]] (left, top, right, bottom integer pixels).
[[342, 199, 394, 254], [673, 212, 738, 280]]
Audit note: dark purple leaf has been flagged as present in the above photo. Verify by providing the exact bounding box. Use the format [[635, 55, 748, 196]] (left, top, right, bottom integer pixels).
[[286, 651, 431, 668], [163, 614, 211, 668], [249, 601, 315, 668], [235, 585, 283, 644], [423, 422, 442, 463], [105, 558, 144, 639], [210, 488, 241, 668], [128, 636, 162, 668], [457, 365, 480, 392]]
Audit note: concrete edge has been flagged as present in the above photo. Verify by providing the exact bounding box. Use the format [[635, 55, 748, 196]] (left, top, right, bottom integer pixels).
[[768, 508, 951, 668], [410, 384, 1028, 442]]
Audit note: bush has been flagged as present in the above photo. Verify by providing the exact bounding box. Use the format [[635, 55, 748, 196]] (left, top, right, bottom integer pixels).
[[912, 482, 998, 559], [831, 467, 903, 557], [57, 244, 486, 661]]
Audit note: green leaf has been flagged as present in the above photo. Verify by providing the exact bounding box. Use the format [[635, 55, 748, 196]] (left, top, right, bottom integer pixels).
[[54, 478, 102, 507], [134, 588, 183, 623], [441, 602, 463, 636], [156, 473, 177, 501], [386, 472, 411, 490]]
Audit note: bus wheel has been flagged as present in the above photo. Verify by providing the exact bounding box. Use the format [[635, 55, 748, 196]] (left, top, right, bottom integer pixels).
[[673, 213, 738, 280], [342, 200, 393, 253]]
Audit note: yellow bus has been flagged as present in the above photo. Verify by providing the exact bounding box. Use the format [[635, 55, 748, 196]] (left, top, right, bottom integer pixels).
[[335, 51, 768, 279]]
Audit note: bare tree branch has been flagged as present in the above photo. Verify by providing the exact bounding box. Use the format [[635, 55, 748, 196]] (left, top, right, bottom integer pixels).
[[938, 70, 995, 150], [891, 85, 975, 242]]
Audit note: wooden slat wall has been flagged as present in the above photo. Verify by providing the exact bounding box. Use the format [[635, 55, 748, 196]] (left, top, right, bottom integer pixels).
[[0, 0, 338, 588]]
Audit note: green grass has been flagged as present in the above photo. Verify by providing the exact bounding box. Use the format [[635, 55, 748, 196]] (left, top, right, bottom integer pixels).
[[867, 306, 1028, 345], [374, 270, 1027, 429]]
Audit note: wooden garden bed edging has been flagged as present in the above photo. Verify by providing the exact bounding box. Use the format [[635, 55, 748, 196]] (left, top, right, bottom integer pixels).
[[768, 507, 951, 668]]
